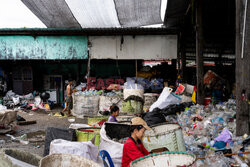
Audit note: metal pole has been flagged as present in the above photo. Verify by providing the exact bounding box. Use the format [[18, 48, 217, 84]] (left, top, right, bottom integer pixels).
[[241, 0, 248, 59]]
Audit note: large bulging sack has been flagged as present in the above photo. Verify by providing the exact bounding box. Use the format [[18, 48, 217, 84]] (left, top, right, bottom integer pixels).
[[149, 87, 181, 112], [72, 94, 100, 118], [49, 139, 98, 162], [123, 82, 144, 100], [99, 96, 123, 112], [99, 124, 124, 167], [121, 100, 143, 114], [0, 110, 17, 134]]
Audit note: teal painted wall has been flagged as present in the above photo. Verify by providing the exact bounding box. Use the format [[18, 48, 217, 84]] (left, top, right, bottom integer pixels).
[[0, 36, 88, 60]]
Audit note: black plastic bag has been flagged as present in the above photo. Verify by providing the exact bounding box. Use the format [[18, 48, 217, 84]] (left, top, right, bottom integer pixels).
[[43, 127, 76, 156], [161, 102, 193, 116], [143, 109, 166, 126], [105, 123, 131, 140]]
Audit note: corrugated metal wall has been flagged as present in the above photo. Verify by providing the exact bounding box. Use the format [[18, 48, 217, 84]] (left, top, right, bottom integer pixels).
[[0, 36, 88, 60]]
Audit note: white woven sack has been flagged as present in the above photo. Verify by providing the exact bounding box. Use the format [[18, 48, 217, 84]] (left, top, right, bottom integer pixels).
[[124, 82, 144, 100], [49, 139, 98, 162], [72, 95, 99, 117], [40, 153, 100, 167], [99, 96, 123, 112], [99, 124, 124, 167]]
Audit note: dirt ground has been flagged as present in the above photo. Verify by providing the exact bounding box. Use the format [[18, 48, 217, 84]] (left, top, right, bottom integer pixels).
[[0, 107, 87, 157]]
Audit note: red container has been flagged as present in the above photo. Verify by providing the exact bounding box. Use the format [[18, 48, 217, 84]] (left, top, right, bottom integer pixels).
[[204, 97, 211, 107]]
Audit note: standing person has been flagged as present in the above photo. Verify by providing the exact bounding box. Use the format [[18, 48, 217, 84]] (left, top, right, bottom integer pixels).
[[108, 105, 119, 122], [121, 117, 151, 167], [60, 79, 74, 117], [60, 102, 67, 116]]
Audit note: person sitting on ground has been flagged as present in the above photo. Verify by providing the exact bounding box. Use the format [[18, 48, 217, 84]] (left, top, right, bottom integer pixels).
[[108, 105, 119, 122], [60, 78, 74, 117], [121, 117, 151, 167]]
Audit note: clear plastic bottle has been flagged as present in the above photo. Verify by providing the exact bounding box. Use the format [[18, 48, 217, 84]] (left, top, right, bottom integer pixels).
[[0, 140, 5, 145]]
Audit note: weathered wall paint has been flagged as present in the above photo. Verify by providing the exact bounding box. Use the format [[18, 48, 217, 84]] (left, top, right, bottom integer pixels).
[[0, 36, 88, 60], [89, 35, 177, 59]]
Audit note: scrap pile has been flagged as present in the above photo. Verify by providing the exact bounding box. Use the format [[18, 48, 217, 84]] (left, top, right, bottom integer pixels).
[[174, 99, 250, 166], [3, 90, 34, 109], [2, 90, 51, 111]]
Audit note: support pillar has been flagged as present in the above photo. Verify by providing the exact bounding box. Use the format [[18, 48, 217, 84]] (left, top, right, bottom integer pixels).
[[236, 0, 250, 136], [196, 0, 205, 104]]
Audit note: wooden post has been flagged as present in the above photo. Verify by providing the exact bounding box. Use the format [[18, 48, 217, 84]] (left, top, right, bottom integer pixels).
[[76, 62, 81, 85], [87, 49, 91, 78], [177, 34, 181, 76], [86, 40, 91, 89], [171, 59, 177, 81], [236, 0, 250, 136], [180, 32, 187, 82], [196, 0, 205, 104]]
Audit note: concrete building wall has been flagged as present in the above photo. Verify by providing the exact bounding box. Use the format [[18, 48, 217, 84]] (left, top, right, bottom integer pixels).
[[89, 35, 177, 59]]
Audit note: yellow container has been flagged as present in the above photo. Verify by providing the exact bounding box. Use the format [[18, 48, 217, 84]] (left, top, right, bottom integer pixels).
[[87, 116, 109, 126], [76, 128, 101, 146]]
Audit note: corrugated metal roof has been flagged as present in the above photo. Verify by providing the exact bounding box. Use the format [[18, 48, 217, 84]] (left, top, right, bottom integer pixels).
[[0, 27, 179, 36]]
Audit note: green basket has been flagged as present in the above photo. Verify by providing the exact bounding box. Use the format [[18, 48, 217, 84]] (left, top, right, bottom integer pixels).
[[76, 128, 101, 146]]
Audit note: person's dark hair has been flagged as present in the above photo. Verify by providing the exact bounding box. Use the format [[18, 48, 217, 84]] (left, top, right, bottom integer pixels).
[[68, 78, 73, 82], [110, 105, 119, 114], [129, 125, 144, 133]]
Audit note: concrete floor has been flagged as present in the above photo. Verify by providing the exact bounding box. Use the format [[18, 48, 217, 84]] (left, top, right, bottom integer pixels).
[[0, 108, 87, 157]]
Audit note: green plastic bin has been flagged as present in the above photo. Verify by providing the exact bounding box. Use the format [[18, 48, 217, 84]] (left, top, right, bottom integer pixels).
[[76, 128, 101, 146]]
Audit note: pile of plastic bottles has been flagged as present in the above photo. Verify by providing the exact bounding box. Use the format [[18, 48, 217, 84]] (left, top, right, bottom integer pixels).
[[74, 89, 102, 96], [177, 99, 236, 139], [102, 91, 123, 97], [74, 89, 123, 97], [176, 99, 250, 166]]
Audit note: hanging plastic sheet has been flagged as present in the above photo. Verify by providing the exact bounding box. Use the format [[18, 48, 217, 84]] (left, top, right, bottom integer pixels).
[[21, 0, 81, 28], [114, 0, 162, 27], [21, 0, 165, 28], [65, 0, 120, 28]]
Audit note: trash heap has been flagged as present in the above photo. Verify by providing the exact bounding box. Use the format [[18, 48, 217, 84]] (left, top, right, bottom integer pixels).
[[3, 90, 34, 108], [2, 90, 52, 111], [175, 99, 250, 166]]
